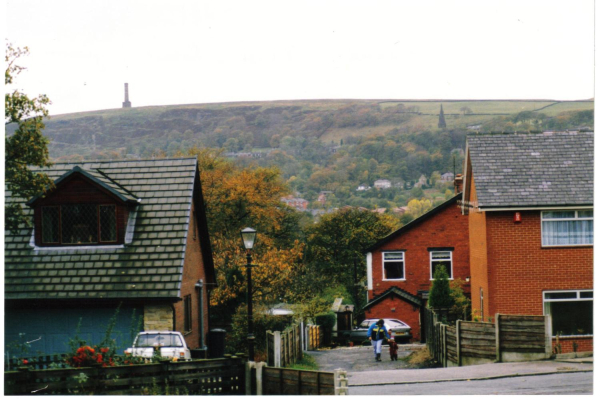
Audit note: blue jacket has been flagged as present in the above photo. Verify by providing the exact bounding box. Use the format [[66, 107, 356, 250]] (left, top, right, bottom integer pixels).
[[367, 322, 390, 341]]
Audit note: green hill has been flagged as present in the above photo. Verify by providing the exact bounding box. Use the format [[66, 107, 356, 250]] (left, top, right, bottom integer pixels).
[[11, 99, 593, 210]]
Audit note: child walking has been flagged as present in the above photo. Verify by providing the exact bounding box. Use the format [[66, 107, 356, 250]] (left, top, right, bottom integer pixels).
[[388, 329, 399, 361]]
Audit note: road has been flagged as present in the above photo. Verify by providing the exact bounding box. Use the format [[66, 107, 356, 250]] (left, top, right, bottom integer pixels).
[[350, 371, 593, 395]]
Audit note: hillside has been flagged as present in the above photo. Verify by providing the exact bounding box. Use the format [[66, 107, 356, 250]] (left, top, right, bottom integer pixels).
[[11, 99, 594, 211]]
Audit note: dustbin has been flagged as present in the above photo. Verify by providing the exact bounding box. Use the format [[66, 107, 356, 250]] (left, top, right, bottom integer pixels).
[[190, 348, 207, 359], [208, 328, 226, 358]]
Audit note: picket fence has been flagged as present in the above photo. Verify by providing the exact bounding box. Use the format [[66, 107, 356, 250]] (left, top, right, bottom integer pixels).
[[425, 309, 552, 367]]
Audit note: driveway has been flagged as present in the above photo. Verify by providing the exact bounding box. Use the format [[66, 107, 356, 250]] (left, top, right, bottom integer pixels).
[[306, 343, 429, 372]]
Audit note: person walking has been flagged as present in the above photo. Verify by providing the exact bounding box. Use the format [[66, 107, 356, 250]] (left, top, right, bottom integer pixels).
[[367, 319, 389, 362], [388, 329, 399, 361]]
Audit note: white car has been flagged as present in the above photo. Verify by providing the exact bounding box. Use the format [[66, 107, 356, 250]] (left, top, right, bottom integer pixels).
[[125, 331, 191, 361]]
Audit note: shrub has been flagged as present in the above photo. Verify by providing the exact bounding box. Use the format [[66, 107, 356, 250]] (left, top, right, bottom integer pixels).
[[428, 264, 453, 310], [225, 304, 289, 359]]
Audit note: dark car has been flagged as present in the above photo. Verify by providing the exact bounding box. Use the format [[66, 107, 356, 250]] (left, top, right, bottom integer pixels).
[[343, 318, 412, 345]]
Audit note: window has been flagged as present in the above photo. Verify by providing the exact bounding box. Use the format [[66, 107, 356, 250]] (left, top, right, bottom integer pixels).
[[40, 204, 118, 245], [184, 295, 193, 333], [382, 252, 404, 280], [543, 290, 593, 336], [430, 251, 452, 279], [541, 210, 593, 246]]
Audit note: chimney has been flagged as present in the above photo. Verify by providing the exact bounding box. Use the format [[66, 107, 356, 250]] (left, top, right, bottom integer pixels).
[[454, 174, 463, 194], [122, 83, 132, 108]]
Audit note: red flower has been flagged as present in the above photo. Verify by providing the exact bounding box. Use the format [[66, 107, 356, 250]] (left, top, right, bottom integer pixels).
[[22, 359, 28, 365], [100, 347, 109, 354], [96, 354, 103, 363]]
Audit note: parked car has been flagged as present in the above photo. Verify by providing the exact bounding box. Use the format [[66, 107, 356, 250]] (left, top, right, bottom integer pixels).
[[342, 318, 412, 345], [125, 331, 191, 361]]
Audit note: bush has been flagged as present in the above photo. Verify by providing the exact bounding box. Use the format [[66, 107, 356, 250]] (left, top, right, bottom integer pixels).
[[315, 313, 336, 345], [225, 304, 289, 360], [428, 264, 453, 310]]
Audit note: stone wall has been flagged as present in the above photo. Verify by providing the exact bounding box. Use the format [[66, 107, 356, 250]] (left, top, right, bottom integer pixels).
[[144, 304, 174, 331]]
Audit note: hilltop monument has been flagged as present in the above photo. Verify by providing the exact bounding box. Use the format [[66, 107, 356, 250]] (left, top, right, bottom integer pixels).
[[122, 83, 131, 108], [438, 104, 446, 129]]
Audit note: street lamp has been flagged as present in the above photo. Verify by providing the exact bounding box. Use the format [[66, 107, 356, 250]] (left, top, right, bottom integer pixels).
[[240, 227, 257, 361]]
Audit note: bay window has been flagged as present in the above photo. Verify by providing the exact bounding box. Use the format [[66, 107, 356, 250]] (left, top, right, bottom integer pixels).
[[543, 290, 593, 336]]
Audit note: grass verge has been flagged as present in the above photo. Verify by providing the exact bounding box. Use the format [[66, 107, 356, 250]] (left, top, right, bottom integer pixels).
[[287, 353, 319, 371]]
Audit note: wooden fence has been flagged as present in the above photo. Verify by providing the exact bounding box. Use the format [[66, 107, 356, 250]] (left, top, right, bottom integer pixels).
[[4, 355, 246, 396], [425, 309, 552, 367], [257, 365, 348, 395], [266, 323, 303, 368], [306, 324, 323, 351]]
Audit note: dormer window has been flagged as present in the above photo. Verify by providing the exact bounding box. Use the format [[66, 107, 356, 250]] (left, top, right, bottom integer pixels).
[[41, 204, 117, 245], [28, 166, 139, 248]]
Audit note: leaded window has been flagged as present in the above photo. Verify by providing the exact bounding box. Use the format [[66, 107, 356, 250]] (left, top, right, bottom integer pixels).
[[40, 204, 118, 245]]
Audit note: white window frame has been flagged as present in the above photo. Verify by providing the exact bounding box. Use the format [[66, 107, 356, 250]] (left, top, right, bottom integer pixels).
[[382, 251, 405, 281], [540, 210, 593, 247], [430, 250, 453, 280], [543, 289, 593, 338]]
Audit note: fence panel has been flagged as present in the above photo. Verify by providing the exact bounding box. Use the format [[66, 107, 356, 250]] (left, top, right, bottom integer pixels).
[[446, 325, 457, 364], [460, 321, 496, 361], [263, 367, 335, 395], [498, 315, 546, 354]]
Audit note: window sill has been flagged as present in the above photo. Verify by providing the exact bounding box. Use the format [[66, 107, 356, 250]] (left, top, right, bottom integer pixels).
[[382, 279, 406, 282], [552, 334, 593, 339], [541, 244, 593, 248], [30, 244, 126, 251], [183, 330, 193, 336]]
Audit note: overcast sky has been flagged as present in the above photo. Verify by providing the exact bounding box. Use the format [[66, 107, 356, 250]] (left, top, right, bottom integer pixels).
[[4, 0, 595, 116]]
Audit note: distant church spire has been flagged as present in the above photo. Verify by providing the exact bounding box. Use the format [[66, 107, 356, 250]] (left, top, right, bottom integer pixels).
[[438, 104, 446, 129], [122, 83, 132, 108]]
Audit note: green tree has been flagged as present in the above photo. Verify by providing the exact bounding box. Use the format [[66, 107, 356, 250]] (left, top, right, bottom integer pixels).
[[5, 43, 53, 231], [304, 208, 399, 307], [428, 265, 453, 310]]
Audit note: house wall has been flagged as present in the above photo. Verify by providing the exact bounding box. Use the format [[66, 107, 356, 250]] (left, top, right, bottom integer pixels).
[[364, 299, 421, 342], [144, 305, 174, 331], [467, 167, 490, 321], [485, 211, 593, 316], [368, 201, 470, 299], [173, 201, 209, 350]]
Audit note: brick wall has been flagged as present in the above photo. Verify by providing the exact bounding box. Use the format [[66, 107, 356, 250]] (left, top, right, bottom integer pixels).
[[467, 167, 490, 321], [369, 200, 470, 299], [365, 299, 421, 342], [174, 201, 209, 349], [552, 337, 593, 354], [484, 211, 593, 316]]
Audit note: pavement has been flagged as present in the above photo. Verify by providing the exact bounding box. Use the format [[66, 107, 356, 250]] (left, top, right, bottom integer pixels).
[[349, 357, 593, 387]]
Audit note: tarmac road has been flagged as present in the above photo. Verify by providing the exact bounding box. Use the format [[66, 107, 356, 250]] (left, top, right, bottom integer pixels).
[[306, 344, 427, 372]]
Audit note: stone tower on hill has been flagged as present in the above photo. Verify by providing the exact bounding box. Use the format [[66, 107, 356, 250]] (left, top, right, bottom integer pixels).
[[438, 104, 446, 129], [122, 83, 131, 108]]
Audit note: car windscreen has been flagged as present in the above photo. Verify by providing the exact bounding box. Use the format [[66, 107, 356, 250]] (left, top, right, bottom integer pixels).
[[135, 334, 183, 347]]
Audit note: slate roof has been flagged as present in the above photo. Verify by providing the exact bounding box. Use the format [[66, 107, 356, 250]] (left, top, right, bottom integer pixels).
[[363, 193, 462, 253], [5, 157, 214, 301], [364, 287, 423, 309], [467, 132, 593, 209]]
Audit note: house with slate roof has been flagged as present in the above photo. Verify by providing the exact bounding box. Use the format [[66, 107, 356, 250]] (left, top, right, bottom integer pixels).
[[4, 157, 216, 355], [363, 176, 469, 342], [463, 132, 593, 354]]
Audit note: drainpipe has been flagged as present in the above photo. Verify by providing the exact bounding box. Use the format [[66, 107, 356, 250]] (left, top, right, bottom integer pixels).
[[195, 280, 206, 350]]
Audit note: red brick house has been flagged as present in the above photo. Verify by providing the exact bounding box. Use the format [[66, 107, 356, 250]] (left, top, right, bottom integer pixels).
[[462, 132, 593, 353], [4, 158, 216, 356], [363, 188, 470, 342]]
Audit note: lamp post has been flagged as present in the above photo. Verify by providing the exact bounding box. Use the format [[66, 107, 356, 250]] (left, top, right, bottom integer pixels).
[[241, 227, 257, 361]]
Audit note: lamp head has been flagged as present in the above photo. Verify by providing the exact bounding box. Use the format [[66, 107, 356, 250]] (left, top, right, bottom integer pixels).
[[241, 227, 257, 250]]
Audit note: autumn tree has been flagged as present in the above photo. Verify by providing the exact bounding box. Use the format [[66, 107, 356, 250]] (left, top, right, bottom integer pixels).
[[189, 148, 305, 321], [5, 43, 53, 231], [303, 208, 399, 307]]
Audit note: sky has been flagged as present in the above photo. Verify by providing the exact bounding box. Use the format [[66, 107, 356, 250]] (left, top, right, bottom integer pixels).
[[4, 0, 596, 116]]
